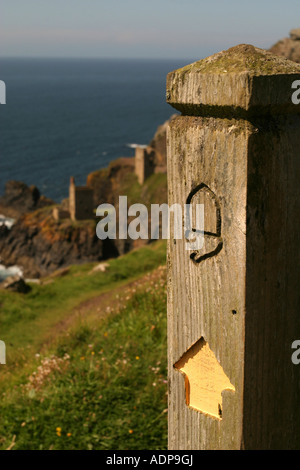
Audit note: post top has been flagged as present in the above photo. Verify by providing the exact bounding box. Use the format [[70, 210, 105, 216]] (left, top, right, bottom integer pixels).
[[167, 44, 300, 117], [171, 45, 300, 75]]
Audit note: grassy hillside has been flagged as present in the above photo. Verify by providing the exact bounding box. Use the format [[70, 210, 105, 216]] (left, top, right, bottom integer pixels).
[[0, 241, 168, 450], [88, 162, 168, 209]]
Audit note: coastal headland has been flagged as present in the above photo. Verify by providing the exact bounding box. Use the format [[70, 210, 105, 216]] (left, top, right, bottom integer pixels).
[[0, 117, 173, 280]]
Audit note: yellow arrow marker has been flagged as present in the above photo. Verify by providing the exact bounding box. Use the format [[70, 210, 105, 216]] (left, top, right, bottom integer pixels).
[[174, 337, 235, 420]]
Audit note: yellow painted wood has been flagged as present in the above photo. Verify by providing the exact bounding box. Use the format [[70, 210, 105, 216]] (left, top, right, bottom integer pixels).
[[174, 338, 235, 420]]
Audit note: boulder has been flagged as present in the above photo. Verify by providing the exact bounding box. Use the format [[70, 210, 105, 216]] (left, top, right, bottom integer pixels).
[[89, 262, 109, 274], [1, 275, 31, 293]]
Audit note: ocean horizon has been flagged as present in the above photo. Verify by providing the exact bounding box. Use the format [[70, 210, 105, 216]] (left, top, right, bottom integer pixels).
[[0, 57, 190, 202]]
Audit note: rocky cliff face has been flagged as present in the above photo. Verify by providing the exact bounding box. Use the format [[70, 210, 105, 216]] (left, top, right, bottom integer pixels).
[[0, 165, 166, 279], [0, 181, 54, 218], [0, 117, 171, 279], [87, 157, 135, 207], [0, 207, 118, 278], [269, 28, 300, 63]]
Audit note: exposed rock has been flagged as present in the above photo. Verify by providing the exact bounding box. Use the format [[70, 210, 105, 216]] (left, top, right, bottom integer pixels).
[[269, 28, 300, 63], [0, 181, 54, 218], [0, 119, 170, 279], [89, 262, 109, 274], [1, 275, 31, 293], [0, 207, 119, 278], [87, 116, 175, 207], [87, 157, 135, 207]]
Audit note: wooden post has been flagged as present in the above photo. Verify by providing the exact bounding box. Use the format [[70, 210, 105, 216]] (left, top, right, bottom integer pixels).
[[166, 44, 300, 450]]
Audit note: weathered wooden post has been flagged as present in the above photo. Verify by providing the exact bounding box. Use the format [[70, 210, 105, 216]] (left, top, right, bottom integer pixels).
[[167, 44, 300, 450]]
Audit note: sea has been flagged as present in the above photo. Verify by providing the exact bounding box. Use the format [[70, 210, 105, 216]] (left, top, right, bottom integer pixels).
[[0, 57, 190, 202], [0, 57, 190, 279]]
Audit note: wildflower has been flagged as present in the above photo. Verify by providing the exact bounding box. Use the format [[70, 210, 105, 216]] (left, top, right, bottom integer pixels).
[[129, 429, 133, 434], [80, 356, 85, 361], [91, 351, 95, 356], [135, 356, 140, 360], [25, 355, 70, 392], [67, 433, 72, 437]]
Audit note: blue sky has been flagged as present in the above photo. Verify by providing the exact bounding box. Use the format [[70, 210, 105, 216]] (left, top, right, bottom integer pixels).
[[1, 0, 300, 59]]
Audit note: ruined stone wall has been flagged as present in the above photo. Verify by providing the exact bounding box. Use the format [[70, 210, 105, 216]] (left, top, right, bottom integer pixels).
[[69, 177, 94, 221], [134, 147, 155, 184]]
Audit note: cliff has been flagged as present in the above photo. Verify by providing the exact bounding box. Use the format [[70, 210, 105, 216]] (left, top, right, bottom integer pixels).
[[0, 180, 54, 218], [0, 207, 118, 278], [0, 117, 170, 278]]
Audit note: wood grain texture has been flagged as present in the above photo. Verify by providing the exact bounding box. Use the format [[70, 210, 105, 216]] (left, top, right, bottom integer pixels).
[[174, 337, 235, 420], [167, 114, 300, 449], [167, 46, 300, 449], [243, 115, 300, 449], [167, 116, 248, 449]]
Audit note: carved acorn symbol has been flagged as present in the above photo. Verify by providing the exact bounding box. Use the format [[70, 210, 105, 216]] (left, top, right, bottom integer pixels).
[[185, 183, 223, 264]]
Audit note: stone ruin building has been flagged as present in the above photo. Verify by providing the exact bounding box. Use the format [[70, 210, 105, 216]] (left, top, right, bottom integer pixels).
[[134, 146, 156, 185], [69, 176, 94, 221]]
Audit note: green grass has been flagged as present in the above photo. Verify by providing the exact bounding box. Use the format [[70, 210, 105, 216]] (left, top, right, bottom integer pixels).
[[0, 241, 166, 349], [0, 241, 168, 450]]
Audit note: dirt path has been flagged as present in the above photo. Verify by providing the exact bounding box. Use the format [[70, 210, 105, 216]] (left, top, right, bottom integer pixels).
[[46, 265, 166, 342]]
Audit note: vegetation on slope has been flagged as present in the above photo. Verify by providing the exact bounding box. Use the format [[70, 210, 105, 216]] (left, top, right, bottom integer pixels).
[[0, 241, 168, 450]]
